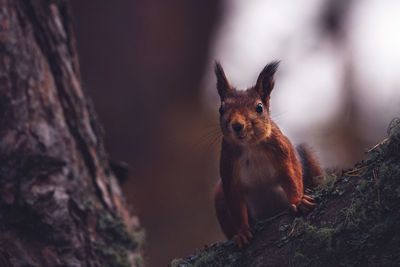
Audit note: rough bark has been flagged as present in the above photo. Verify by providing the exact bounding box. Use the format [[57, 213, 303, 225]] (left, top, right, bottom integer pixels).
[[171, 118, 400, 267], [0, 0, 144, 266]]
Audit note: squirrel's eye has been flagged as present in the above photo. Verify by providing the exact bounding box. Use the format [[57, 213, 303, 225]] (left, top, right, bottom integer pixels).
[[256, 103, 263, 114], [219, 105, 224, 115]]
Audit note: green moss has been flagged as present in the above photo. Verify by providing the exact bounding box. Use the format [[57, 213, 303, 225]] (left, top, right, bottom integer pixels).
[[193, 250, 218, 267], [291, 218, 336, 265], [387, 117, 400, 137], [336, 198, 363, 231], [94, 211, 145, 266], [315, 173, 337, 190], [170, 258, 188, 267], [134, 256, 146, 267], [83, 198, 96, 211], [170, 250, 220, 267], [93, 240, 131, 267], [97, 211, 138, 248]]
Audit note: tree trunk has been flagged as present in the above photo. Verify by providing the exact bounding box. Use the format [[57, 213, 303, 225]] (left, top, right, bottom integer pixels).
[[0, 0, 144, 266]]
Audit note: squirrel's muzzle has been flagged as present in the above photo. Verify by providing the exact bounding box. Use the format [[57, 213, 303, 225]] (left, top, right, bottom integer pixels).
[[230, 112, 246, 139], [232, 122, 244, 133]]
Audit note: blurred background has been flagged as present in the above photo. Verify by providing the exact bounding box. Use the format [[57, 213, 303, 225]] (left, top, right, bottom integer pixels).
[[70, 1, 400, 266]]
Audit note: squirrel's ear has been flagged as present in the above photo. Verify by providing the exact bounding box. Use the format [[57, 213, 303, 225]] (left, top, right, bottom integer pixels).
[[215, 62, 232, 100], [255, 61, 280, 105]]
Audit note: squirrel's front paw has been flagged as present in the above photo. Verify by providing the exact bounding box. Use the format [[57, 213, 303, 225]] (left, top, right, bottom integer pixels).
[[233, 227, 253, 248], [290, 194, 315, 213]]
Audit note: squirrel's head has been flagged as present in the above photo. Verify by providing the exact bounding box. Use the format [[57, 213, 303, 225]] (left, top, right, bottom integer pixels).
[[215, 61, 279, 145]]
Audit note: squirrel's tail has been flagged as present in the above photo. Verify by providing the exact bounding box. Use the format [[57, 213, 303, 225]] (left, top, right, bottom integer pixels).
[[297, 144, 323, 189]]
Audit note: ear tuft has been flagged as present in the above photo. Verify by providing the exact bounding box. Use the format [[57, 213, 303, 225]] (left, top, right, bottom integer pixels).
[[255, 61, 280, 106], [215, 61, 231, 100]]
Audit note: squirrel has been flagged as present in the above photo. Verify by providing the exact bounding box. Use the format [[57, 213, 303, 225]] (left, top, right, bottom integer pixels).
[[213, 61, 323, 248]]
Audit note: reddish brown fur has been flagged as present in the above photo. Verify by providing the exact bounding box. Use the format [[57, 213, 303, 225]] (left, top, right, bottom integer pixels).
[[214, 61, 321, 247], [297, 144, 323, 189]]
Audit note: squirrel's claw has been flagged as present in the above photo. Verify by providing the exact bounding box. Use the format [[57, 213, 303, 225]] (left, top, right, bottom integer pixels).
[[291, 195, 315, 214], [233, 228, 253, 248], [302, 194, 313, 201], [302, 198, 315, 207]]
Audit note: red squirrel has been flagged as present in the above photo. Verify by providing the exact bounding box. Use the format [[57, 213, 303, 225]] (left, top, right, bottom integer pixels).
[[213, 61, 323, 247]]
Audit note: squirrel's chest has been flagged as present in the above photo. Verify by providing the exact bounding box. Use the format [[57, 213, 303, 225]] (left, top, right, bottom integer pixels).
[[235, 147, 289, 220], [236, 148, 278, 187]]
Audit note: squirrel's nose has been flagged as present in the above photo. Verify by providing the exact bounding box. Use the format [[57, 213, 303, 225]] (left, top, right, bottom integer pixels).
[[232, 122, 244, 133]]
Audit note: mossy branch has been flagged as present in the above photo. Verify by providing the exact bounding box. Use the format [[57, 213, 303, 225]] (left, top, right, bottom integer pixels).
[[171, 118, 400, 267]]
